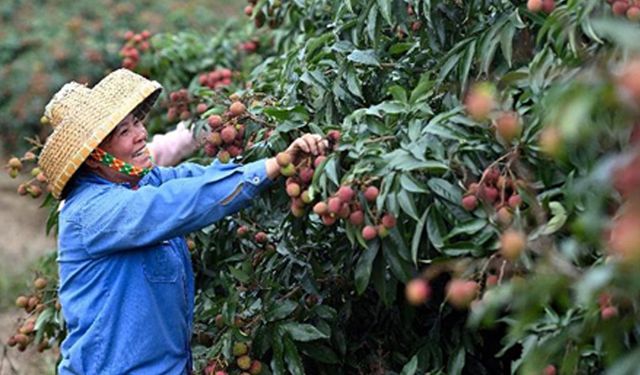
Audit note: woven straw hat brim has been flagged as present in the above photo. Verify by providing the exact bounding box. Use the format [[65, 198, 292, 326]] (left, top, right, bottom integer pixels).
[[39, 69, 162, 199]]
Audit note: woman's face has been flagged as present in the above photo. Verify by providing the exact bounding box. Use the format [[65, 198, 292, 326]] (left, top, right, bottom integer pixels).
[[101, 113, 152, 169]]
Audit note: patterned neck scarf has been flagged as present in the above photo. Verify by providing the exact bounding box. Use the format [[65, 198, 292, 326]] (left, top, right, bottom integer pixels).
[[89, 147, 153, 178]]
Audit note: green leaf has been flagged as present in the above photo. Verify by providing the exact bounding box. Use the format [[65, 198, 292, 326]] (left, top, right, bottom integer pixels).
[[376, 0, 392, 27], [412, 209, 429, 265], [400, 355, 419, 375], [389, 85, 408, 103], [499, 23, 515, 67], [281, 323, 329, 342], [448, 347, 465, 375], [355, 241, 380, 294], [283, 335, 305, 375], [389, 42, 414, 56], [541, 201, 567, 235], [444, 219, 487, 239], [265, 300, 298, 322], [397, 189, 421, 221], [365, 101, 406, 116], [228, 264, 251, 283], [400, 173, 429, 193], [410, 73, 434, 104], [324, 157, 340, 186], [428, 178, 462, 204], [347, 49, 381, 66], [299, 342, 340, 364], [427, 205, 446, 249]]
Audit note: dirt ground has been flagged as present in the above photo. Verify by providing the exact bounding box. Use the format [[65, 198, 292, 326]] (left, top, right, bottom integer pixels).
[[0, 156, 57, 375]]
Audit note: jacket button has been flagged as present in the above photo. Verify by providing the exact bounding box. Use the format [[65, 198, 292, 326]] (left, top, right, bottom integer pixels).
[[252, 176, 260, 184]]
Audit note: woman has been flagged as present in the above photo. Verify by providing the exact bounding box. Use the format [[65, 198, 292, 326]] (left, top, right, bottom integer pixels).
[[37, 69, 327, 374]]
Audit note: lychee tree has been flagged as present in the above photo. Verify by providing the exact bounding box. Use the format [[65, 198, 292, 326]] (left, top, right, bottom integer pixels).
[[7, 0, 640, 374]]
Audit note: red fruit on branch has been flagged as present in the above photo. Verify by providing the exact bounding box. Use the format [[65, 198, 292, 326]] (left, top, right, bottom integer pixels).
[[486, 274, 498, 287], [322, 214, 337, 225], [381, 213, 396, 229], [508, 194, 522, 208], [612, 1, 630, 15], [349, 210, 364, 226], [446, 279, 479, 309], [254, 232, 267, 243], [541, 0, 555, 13], [327, 197, 342, 214], [34, 277, 47, 289], [527, 0, 543, 12], [601, 305, 619, 320], [327, 130, 341, 143], [237, 226, 248, 238], [495, 111, 521, 143], [543, 364, 557, 375], [276, 152, 292, 167], [465, 83, 495, 121], [362, 225, 378, 240], [608, 211, 640, 262], [15, 296, 28, 308], [500, 229, 526, 261], [230, 102, 246, 116], [249, 360, 263, 375], [628, 7, 640, 21], [405, 278, 431, 305], [617, 59, 640, 106], [298, 167, 314, 183], [221, 126, 237, 144], [462, 195, 478, 211], [8, 157, 22, 170], [337, 203, 351, 219], [363, 186, 379, 202], [314, 155, 327, 168], [313, 202, 328, 215], [337, 185, 355, 202], [237, 355, 252, 370], [197, 103, 208, 114], [496, 206, 513, 226], [286, 182, 301, 197]]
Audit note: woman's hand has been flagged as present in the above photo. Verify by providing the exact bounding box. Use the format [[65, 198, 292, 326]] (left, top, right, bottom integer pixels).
[[266, 134, 329, 180]]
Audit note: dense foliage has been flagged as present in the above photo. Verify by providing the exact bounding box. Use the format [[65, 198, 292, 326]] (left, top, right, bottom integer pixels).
[[6, 0, 640, 374]]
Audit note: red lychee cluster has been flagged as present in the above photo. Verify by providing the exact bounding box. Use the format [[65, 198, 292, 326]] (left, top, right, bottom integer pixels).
[[244, 0, 282, 29], [203, 342, 263, 375], [312, 180, 397, 241], [279, 130, 340, 217], [461, 167, 523, 226], [203, 101, 248, 163], [198, 68, 234, 90], [6, 151, 48, 198], [527, 0, 556, 13], [6, 277, 57, 353], [166, 88, 192, 122], [608, 0, 640, 21], [119, 30, 151, 70], [280, 151, 323, 217]]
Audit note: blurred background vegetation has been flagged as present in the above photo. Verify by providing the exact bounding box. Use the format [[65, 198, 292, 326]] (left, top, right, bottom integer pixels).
[[0, 0, 243, 157]]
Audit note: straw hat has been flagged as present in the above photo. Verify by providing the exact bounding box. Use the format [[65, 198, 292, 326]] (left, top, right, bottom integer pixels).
[[38, 69, 162, 199]]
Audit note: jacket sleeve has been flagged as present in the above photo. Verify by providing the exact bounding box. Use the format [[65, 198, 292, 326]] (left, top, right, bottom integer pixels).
[[75, 159, 272, 258]]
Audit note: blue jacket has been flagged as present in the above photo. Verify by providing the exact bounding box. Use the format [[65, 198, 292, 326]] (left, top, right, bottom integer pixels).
[[56, 159, 271, 374]]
